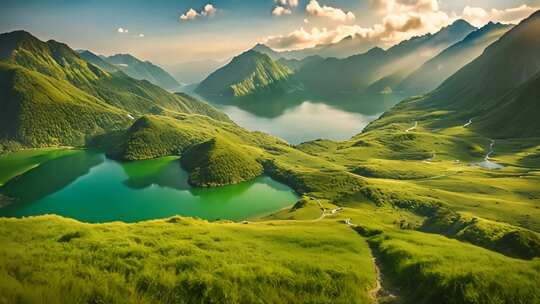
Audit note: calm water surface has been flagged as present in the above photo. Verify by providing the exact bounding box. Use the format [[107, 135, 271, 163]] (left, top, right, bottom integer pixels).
[[220, 101, 381, 144], [0, 151, 298, 223]]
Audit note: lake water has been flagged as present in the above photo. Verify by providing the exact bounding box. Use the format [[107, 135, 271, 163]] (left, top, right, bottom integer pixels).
[[0, 151, 298, 223], [180, 88, 403, 144], [219, 101, 381, 144]]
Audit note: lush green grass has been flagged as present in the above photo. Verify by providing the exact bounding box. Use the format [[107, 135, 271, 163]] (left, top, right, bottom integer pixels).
[[0, 30, 228, 150], [181, 137, 263, 187], [0, 215, 376, 304], [368, 229, 540, 303]]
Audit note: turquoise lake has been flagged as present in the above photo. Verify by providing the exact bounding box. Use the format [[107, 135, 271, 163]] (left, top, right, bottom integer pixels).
[[0, 151, 298, 223]]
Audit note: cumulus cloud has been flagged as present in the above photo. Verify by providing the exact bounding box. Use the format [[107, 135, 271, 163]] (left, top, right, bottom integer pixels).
[[180, 8, 199, 21], [180, 4, 217, 21], [272, 6, 292, 16], [117, 27, 129, 33], [202, 4, 217, 16], [265, 0, 538, 51], [306, 0, 355, 22], [276, 0, 299, 8], [265, 25, 378, 50], [272, 0, 298, 17], [462, 4, 539, 27], [138, 33, 145, 38], [266, 0, 454, 50]]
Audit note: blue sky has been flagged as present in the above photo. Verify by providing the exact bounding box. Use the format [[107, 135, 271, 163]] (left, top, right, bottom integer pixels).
[[1, 0, 539, 65]]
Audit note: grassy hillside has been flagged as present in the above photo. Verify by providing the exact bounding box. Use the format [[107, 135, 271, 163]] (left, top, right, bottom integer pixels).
[[106, 114, 278, 161], [0, 30, 228, 150], [180, 137, 263, 187], [0, 62, 130, 147], [368, 229, 540, 303], [477, 71, 540, 138], [196, 50, 294, 98], [0, 215, 376, 304]]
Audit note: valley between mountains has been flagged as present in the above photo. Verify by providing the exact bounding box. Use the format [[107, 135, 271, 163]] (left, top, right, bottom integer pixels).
[[1, 8, 540, 304]]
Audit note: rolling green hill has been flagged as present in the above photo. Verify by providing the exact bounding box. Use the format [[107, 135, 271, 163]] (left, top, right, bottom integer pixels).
[[0, 30, 228, 149], [180, 137, 263, 187], [196, 50, 294, 98]]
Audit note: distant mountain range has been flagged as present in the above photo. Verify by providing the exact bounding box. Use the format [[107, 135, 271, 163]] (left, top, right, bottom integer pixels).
[[0, 31, 227, 148], [202, 19, 478, 101], [252, 34, 378, 60], [398, 22, 513, 95], [78, 51, 180, 90]]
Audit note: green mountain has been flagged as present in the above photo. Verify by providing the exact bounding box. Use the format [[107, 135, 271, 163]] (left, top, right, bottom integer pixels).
[[257, 34, 379, 60], [368, 10, 540, 138], [398, 22, 513, 95], [103, 53, 180, 90], [427, 13, 540, 111], [0, 30, 228, 148], [277, 55, 324, 72], [296, 47, 387, 96], [196, 50, 294, 98], [77, 50, 118, 73], [477, 70, 540, 138], [251, 43, 282, 60]]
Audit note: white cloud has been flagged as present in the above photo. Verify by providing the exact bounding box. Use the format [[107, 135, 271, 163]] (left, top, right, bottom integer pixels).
[[273, 6, 292, 16], [265, 25, 378, 50], [266, 0, 455, 50], [306, 0, 355, 22], [276, 0, 298, 8], [202, 4, 217, 16], [462, 4, 539, 27], [265, 1, 539, 51], [272, 0, 298, 17], [180, 8, 199, 21], [138, 33, 145, 38], [117, 27, 129, 33], [180, 4, 217, 22]]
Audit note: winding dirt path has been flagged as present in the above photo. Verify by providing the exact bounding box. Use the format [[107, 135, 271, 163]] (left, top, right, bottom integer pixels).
[[405, 121, 418, 132]]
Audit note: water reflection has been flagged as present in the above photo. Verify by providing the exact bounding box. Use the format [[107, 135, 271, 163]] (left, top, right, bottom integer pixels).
[[220, 101, 382, 144], [0, 151, 104, 204], [0, 152, 298, 223], [188, 88, 403, 144]]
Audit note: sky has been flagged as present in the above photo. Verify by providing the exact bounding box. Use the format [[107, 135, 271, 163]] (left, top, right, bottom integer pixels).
[[1, 0, 539, 66]]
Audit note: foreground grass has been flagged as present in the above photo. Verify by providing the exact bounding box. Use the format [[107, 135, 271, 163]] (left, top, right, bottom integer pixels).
[[368, 229, 540, 304], [0, 215, 375, 304]]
